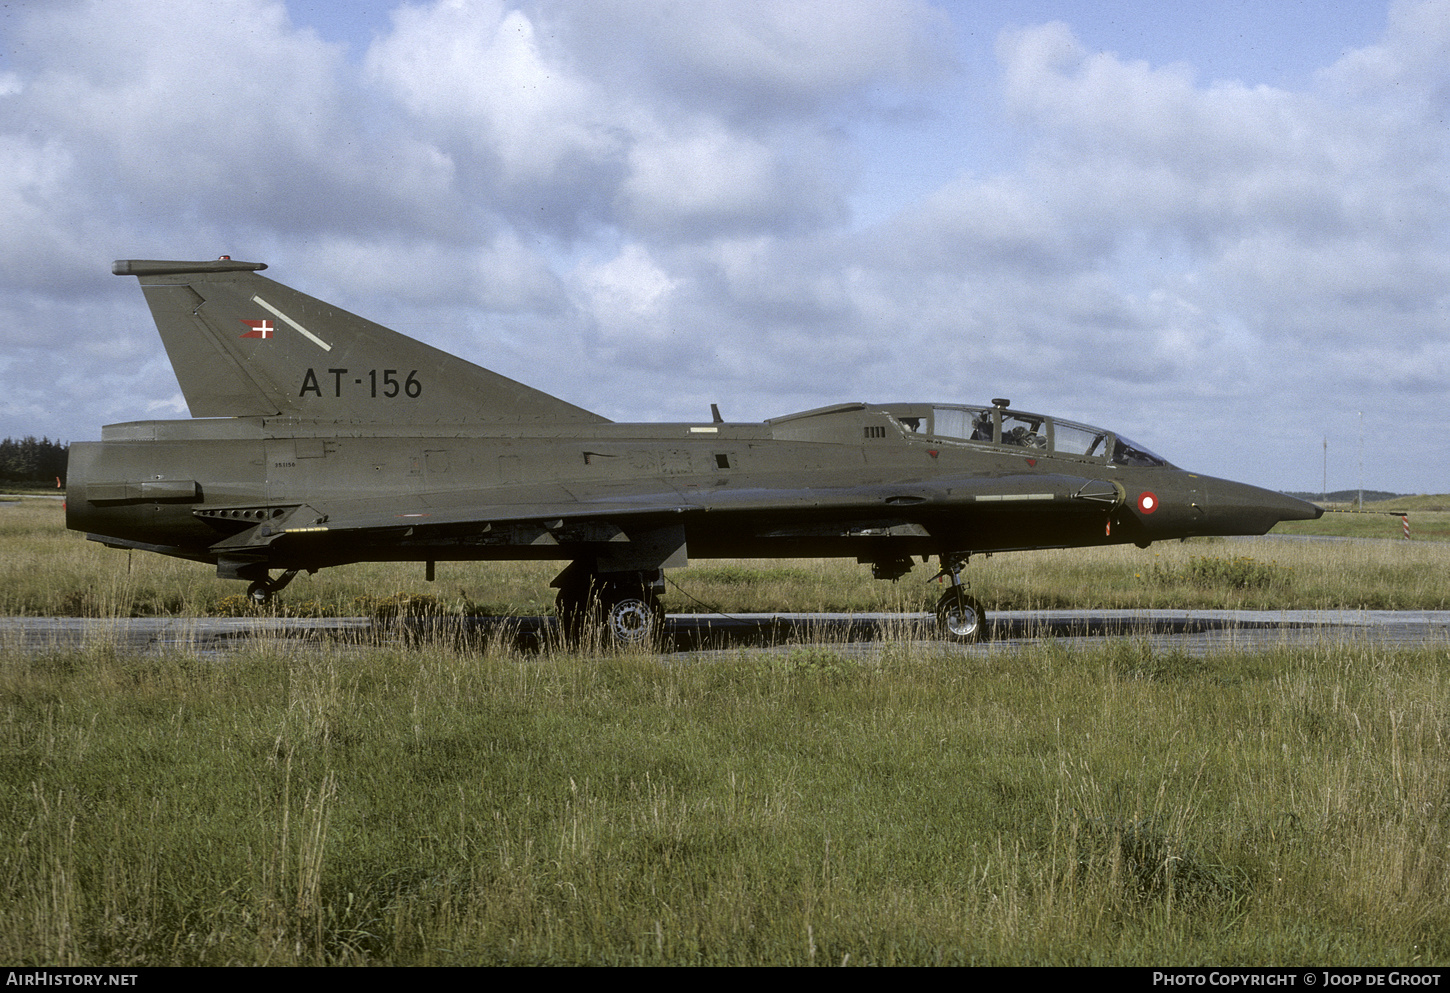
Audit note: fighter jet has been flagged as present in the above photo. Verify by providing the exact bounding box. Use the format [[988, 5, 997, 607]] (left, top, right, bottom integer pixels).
[[66, 258, 1322, 643]]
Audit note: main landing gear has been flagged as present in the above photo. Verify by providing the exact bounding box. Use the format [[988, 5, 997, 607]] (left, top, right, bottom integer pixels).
[[933, 555, 987, 643], [553, 565, 666, 647]]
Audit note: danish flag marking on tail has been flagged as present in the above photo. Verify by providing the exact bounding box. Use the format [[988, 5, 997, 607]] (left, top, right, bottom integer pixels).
[[251, 295, 333, 352], [240, 319, 274, 339]]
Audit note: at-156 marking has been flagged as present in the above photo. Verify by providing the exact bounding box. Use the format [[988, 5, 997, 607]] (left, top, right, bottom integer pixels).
[[299, 368, 423, 399]]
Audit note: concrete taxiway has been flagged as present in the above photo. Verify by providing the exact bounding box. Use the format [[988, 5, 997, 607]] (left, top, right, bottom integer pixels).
[[1, 609, 1447, 658]]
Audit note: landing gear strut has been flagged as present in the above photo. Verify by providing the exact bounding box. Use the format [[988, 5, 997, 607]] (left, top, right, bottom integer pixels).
[[933, 555, 987, 643], [245, 569, 300, 606]]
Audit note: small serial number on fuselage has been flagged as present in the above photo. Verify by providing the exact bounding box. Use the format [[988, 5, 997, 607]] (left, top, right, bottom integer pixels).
[[299, 368, 423, 399]]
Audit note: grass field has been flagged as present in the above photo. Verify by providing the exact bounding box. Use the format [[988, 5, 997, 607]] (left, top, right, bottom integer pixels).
[[5, 636, 1450, 965], [3, 495, 1450, 965]]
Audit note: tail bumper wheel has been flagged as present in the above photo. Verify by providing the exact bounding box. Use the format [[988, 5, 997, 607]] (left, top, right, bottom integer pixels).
[[245, 569, 299, 606], [935, 590, 987, 643]]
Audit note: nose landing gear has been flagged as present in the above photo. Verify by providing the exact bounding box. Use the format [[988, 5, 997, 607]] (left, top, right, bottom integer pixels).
[[933, 554, 987, 643]]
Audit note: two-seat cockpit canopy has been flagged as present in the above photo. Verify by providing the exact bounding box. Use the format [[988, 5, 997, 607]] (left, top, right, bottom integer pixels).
[[884, 403, 1173, 468]]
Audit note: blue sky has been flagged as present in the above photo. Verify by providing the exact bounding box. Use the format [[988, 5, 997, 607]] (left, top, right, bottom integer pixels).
[[0, 0, 1444, 494], [286, 2, 1389, 88]]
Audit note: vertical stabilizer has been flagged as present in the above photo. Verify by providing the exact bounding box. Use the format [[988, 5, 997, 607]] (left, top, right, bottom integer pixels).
[[113, 259, 608, 424]]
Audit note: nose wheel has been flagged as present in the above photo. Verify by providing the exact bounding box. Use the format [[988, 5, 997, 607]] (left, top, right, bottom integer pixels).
[[933, 554, 988, 643], [935, 589, 987, 642]]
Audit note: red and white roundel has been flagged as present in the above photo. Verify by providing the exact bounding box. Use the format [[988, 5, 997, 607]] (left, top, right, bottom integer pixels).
[[1137, 491, 1159, 514]]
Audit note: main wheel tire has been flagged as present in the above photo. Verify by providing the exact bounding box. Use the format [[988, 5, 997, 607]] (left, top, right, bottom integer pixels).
[[602, 593, 664, 647], [935, 590, 987, 643], [246, 580, 275, 606], [555, 585, 665, 648]]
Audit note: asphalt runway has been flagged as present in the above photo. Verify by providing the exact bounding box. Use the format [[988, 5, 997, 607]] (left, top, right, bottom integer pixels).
[[2, 609, 1447, 658]]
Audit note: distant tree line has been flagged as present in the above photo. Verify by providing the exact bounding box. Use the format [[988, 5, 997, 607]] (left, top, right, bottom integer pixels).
[[1287, 490, 1402, 505], [0, 436, 68, 486]]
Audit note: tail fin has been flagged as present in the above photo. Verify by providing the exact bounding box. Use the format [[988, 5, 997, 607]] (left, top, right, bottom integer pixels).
[[113, 258, 607, 424]]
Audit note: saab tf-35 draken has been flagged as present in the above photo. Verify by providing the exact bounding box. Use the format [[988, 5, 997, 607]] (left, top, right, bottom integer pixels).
[[66, 258, 1323, 643]]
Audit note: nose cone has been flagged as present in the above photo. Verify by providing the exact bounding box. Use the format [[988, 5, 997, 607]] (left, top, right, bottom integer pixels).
[[1201, 476, 1323, 535]]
